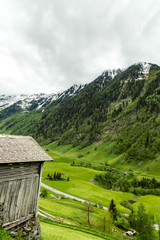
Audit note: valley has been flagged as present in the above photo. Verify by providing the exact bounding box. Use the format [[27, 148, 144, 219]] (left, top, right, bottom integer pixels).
[[38, 141, 160, 239], [1, 62, 160, 239]]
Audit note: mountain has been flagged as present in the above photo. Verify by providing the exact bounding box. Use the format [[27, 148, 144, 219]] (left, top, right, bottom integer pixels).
[[0, 84, 85, 112], [0, 62, 160, 161]]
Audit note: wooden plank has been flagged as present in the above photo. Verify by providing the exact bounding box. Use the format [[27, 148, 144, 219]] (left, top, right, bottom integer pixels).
[[1, 181, 8, 225], [24, 177, 33, 217], [0, 182, 5, 226], [12, 179, 21, 222], [35, 163, 43, 216], [0, 163, 41, 181], [15, 179, 23, 220], [0, 182, 6, 211], [0, 162, 40, 170], [0, 167, 39, 175], [6, 181, 16, 223], [8, 180, 19, 223], [0, 174, 39, 182], [29, 176, 39, 215], [17, 179, 26, 219], [0, 161, 42, 226], [20, 179, 27, 217], [3, 214, 34, 230], [22, 178, 31, 217], [0, 183, 3, 203], [3, 181, 12, 224], [0, 170, 39, 178]]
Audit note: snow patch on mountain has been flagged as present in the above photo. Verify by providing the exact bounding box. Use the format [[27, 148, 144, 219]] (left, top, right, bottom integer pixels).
[[0, 84, 85, 112], [137, 62, 151, 80], [56, 84, 85, 100], [0, 93, 51, 110], [102, 69, 122, 81], [102, 68, 123, 83]]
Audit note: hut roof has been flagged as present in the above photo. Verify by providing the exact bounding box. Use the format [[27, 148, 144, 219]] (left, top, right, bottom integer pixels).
[[0, 134, 53, 163]]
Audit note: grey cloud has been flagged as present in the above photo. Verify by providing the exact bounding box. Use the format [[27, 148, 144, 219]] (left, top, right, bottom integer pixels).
[[0, 0, 160, 94]]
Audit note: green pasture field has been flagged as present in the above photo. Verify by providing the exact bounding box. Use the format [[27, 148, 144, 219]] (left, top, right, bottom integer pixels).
[[40, 222, 105, 240], [42, 142, 160, 216], [44, 141, 119, 165], [42, 161, 134, 214], [44, 141, 160, 176], [133, 194, 160, 215], [40, 219, 122, 240], [39, 193, 104, 226], [39, 191, 131, 239]]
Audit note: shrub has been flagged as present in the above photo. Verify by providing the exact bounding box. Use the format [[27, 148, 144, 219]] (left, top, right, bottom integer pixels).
[[41, 189, 48, 198]]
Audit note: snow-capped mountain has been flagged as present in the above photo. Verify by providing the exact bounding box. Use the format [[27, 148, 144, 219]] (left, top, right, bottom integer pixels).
[[0, 62, 152, 113], [0, 68, 123, 112], [0, 84, 85, 111], [0, 61, 159, 149]]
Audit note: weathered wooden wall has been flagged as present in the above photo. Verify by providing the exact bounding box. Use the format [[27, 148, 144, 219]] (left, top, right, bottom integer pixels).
[[0, 162, 41, 227]]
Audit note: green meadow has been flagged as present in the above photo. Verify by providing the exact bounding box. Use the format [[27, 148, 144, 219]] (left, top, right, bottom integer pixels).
[[42, 161, 134, 214], [39, 141, 160, 240], [39, 192, 104, 226], [39, 192, 129, 239], [44, 141, 160, 175], [41, 141, 160, 216], [40, 220, 122, 240], [41, 222, 105, 240]]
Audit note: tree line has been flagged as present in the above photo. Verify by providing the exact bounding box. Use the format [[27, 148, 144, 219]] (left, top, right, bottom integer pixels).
[[94, 170, 160, 196]]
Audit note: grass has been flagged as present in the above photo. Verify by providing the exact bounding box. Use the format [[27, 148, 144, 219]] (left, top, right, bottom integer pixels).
[[39, 191, 131, 239], [42, 161, 134, 214], [41, 222, 105, 240], [145, 153, 160, 177], [44, 141, 160, 175], [39, 193, 103, 226], [44, 141, 118, 165], [40, 218, 122, 240], [39, 142, 160, 240], [133, 195, 160, 215], [0, 227, 16, 240], [42, 142, 160, 216]]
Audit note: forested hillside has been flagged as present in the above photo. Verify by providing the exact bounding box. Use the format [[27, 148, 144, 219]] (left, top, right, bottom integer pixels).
[[1, 62, 160, 162]]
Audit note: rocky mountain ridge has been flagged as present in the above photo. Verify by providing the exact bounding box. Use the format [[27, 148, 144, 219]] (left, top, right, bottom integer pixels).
[[0, 62, 151, 112], [0, 84, 85, 111]]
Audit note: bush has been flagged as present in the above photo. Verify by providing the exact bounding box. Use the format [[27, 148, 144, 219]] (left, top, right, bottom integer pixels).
[[48, 172, 62, 180], [120, 200, 133, 211], [40, 189, 48, 198]]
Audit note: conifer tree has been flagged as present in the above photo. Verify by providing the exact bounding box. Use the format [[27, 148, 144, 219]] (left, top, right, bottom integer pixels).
[[109, 199, 117, 220]]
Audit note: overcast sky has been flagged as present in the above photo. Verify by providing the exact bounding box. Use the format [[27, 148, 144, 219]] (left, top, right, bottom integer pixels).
[[0, 0, 160, 94]]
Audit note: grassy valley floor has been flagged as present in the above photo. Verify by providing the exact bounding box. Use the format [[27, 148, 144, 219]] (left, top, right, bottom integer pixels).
[[40, 219, 122, 240], [39, 141, 160, 239], [41, 141, 160, 216]]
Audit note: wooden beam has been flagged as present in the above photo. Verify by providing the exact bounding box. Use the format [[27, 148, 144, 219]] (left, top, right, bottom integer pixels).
[[3, 214, 34, 230], [0, 174, 39, 183]]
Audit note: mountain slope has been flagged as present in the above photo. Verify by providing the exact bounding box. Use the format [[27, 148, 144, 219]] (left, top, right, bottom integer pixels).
[[0, 62, 160, 162], [0, 84, 85, 112]]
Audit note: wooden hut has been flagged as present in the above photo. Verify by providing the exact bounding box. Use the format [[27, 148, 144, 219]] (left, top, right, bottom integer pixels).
[[0, 134, 52, 231]]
